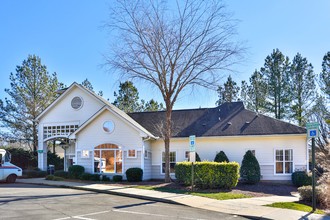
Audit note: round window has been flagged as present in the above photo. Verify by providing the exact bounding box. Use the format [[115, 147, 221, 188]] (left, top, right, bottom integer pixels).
[[103, 121, 115, 133], [71, 96, 83, 110]]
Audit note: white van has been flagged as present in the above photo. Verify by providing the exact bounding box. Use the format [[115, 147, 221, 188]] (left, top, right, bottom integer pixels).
[[0, 149, 23, 183]]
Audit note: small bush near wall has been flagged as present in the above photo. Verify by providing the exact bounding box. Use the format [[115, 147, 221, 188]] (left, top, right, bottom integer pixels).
[[54, 171, 69, 179], [126, 167, 143, 182], [298, 185, 324, 204], [113, 175, 123, 182], [23, 170, 47, 178], [214, 151, 229, 163], [292, 171, 312, 187], [175, 161, 239, 189], [68, 165, 85, 179], [196, 152, 201, 162], [240, 150, 261, 184]]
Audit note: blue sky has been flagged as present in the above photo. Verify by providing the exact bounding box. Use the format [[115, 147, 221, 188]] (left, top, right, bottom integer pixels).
[[1, 0, 330, 110]]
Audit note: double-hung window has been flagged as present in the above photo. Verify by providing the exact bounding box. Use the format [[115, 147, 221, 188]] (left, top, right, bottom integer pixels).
[[275, 149, 293, 174], [162, 151, 176, 174]]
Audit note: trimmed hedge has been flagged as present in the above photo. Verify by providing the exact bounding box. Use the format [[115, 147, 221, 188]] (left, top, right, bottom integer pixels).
[[126, 167, 143, 182], [292, 171, 312, 187], [54, 171, 69, 179], [214, 151, 229, 163], [23, 170, 47, 178], [68, 165, 85, 179], [175, 161, 239, 189], [113, 175, 123, 182], [240, 150, 260, 184]]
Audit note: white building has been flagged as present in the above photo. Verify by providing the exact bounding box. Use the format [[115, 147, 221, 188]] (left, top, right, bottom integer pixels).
[[37, 82, 307, 181]]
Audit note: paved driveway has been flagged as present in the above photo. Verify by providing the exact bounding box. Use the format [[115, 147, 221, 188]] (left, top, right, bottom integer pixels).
[[0, 183, 246, 220]]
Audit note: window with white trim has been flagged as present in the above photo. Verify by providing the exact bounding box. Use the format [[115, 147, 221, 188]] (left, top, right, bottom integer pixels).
[[162, 151, 176, 174], [127, 150, 136, 158], [144, 150, 149, 159], [185, 151, 190, 160], [275, 149, 293, 174]]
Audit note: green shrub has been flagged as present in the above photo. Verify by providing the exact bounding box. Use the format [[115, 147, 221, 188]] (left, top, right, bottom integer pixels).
[[1, 147, 37, 169], [68, 165, 85, 179], [80, 173, 93, 180], [90, 174, 101, 181], [113, 175, 123, 182], [45, 175, 55, 180], [23, 170, 48, 178], [126, 167, 143, 182], [54, 170, 69, 179], [240, 150, 260, 184], [214, 151, 229, 162], [292, 171, 312, 187], [102, 175, 110, 181], [53, 176, 65, 181], [298, 185, 323, 203], [175, 161, 239, 189]]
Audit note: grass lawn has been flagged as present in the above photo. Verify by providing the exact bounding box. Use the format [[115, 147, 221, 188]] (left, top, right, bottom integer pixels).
[[135, 185, 250, 200], [265, 202, 325, 215]]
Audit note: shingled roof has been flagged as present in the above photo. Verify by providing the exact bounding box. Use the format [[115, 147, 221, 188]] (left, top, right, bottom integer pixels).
[[128, 102, 306, 138]]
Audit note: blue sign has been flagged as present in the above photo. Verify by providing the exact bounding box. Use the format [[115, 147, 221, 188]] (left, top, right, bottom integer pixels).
[[309, 129, 317, 137], [189, 135, 196, 152]]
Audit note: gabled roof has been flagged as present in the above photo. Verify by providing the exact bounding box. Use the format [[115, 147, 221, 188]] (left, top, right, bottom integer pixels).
[[37, 82, 156, 139], [128, 102, 306, 137], [69, 105, 157, 139]]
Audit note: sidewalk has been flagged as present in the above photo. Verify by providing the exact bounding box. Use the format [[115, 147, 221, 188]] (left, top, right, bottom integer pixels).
[[17, 178, 329, 220]]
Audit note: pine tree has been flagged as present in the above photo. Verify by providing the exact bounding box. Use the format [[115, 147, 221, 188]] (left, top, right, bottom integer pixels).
[[320, 52, 330, 101], [216, 75, 240, 106], [289, 53, 316, 126], [261, 49, 291, 119], [240, 70, 267, 113], [143, 99, 165, 112], [112, 81, 141, 113], [0, 55, 61, 151]]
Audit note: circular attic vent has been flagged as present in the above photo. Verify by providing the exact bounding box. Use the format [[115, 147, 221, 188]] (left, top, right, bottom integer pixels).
[[103, 121, 115, 133], [71, 96, 83, 110]]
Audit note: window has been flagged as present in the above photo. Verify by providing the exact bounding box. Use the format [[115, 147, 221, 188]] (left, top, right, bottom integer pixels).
[[103, 121, 115, 133], [144, 150, 149, 159], [81, 150, 90, 158], [275, 149, 293, 174], [162, 152, 176, 174], [71, 96, 83, 110], [43, 124, 78, 139], [94, 144, 122, 174], [185, 151, 190, 160], [127, 150, 136, 158]]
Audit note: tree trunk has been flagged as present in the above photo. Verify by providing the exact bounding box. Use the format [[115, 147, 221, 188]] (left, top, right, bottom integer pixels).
[[33, 121, 38, 152], [164, 101, 172, 183]]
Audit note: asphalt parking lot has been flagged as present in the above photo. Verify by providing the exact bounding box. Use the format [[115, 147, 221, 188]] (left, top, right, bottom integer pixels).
[[0, 183, 246, 220]]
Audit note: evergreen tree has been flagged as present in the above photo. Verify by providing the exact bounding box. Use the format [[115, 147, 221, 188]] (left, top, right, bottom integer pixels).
[[214, 151, 229, 163], [112, 81, 141, 113], [261, 49, 291, 119], [320, 52, 330, 101], [81, 78, 94, 92], [0, 55, 61, 151], [240, 150, 261, 184], [216, 75, 240, 106], [289, 53, 316, 126], [143, 99, 165, 112], [240, 70, 267, 113]]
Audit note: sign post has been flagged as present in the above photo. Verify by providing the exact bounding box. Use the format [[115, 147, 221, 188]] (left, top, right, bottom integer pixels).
[[306, 122, 319, 212], [189, 135, 196, 191]]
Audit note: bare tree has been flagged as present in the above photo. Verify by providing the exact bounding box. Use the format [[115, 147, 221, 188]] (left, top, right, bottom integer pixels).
[[106, 0, 244, 182]]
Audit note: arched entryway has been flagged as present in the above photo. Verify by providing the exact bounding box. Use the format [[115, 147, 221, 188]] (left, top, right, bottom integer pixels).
[[94, 144, 122, 174]]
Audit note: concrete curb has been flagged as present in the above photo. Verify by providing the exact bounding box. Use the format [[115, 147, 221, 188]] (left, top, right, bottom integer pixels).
[[16, 181, 185, 206]]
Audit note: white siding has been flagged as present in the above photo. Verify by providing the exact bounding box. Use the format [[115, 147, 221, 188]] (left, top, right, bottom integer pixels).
[[75, 110, 144, 175], [38, 86, 104, 126], [150, 135, 307, 181]]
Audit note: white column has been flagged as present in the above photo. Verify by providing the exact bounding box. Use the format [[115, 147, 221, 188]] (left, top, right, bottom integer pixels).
[[38, 142, 47, 171]]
